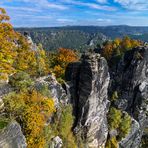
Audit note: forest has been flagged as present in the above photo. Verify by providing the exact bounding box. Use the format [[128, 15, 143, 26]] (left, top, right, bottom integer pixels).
[[15, 25, 148, 51]]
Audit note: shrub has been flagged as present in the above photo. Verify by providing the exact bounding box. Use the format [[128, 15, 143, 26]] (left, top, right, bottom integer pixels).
[[111, 91, 118, 101], [48, 104, 77, 148], [3, 90, 55, 148], [75, 131, 85, 148], [117, 112, 131, 141], [58, 105, 76, 148], [35, 83, 51, 98], [107, 107, 132, 144], [3, 91, 25, 118], [9, 72, 34, 91], [108, 107, 122, 130], [106, 137, 118, 148], [0, 73, 8, 83], [0, 117, 10, 130]]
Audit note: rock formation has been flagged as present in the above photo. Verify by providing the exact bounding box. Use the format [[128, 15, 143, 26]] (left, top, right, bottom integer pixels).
[[35, 74, 69, 106], [111, 45, 148, 148], [0, 122, 27, 148], [0, 45, 147, 148], [65, 53, 110, 147]]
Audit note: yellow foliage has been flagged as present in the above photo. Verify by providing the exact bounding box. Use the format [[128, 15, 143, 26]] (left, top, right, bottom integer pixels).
[[108, 107, 122, 130], [0, 8, 18, 75], [53, 65, 65, 78], [0, 8, 50, 79], [4, 90, 55, 148], [102, 36, 141, 61], [22, 90, 55, 147], [35, 44, 49, 76], [106, 137, 118, 148]]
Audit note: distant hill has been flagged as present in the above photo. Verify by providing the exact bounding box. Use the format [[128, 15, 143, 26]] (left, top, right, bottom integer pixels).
[[15, 26, 148, 51]]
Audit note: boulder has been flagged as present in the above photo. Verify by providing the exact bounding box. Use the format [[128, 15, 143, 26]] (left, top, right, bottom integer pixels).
[[49, 136, 63, 148], [0, 121, 27, 148]]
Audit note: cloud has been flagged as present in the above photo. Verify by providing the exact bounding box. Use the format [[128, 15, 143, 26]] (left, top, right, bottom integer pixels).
[[2, 5, 41, 12], [15, 14, 52, 19], [57, 18, 76, 23], [46, 3, 68, 10], [114, 0, 148, 10], [7, 0, 68, 10], [96, 0, 107, 4], [97, 18, 111, 22], [63, 0, 116, 11]]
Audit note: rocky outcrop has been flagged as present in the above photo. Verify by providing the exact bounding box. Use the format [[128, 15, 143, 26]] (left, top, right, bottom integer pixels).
[[65, 53, 110, 147], [0, 84, 12, 98], [0, 121, 27, 148], [111, 45, 148, 148], [35, 74, 69, 106], [0, 84, 13, 113], [49, 136, 63, 148], [119, 118, 141, 148]]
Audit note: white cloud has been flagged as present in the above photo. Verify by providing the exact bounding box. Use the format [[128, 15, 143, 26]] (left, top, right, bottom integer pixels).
[[96, 0, 107, 4], [7, 0, 68, 10], [57, 18, 76, 23], [97, 18, 111, 22], [63, 0, 116, 11], [2, 5, 41, 12], [114, 0, 148, 10], [46, 3, 68, 10]]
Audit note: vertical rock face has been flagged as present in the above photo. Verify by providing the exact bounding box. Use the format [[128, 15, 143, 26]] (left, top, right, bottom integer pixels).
[[0, 122, 27, 148], [112, 46, 148, 148], [35, 74, 69, 106], [65, 53, 110, 147]]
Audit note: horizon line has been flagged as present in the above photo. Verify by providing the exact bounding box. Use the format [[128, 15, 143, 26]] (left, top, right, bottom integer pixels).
[[14, 25, 148, 28]]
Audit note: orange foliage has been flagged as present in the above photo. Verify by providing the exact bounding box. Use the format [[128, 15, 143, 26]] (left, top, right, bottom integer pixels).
[[56, 48, 78, 65], [52, 48, 79, 79], [102, 36, 141, 61], [102, 42, 113, 60]]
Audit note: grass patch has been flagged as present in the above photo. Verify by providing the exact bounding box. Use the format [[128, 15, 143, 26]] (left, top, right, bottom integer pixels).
[[0, 117, 9, 130]]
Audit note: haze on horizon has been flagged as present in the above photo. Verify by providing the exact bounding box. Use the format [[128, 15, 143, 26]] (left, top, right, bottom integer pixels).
[[1, 0, 148, 27]]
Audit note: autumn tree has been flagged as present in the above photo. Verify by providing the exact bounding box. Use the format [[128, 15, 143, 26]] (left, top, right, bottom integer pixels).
[[0, 8, 18, 79], [102, 41, 113, 60], [35, 44, 49, 76], [102, 36, 141, 64], [50, 48, 79, 80], [4, 90, 55, 148], [0, 8, 50, 80]]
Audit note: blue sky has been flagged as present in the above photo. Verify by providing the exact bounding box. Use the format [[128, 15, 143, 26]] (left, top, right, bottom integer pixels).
[[1, 0, 148, 27]]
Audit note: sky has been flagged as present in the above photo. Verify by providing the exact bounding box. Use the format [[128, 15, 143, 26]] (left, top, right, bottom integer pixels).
[[0, 0, 148, 27]]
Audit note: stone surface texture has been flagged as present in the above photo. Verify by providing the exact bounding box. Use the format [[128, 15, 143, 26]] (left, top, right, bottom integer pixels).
[[65, 53, 110, 148]]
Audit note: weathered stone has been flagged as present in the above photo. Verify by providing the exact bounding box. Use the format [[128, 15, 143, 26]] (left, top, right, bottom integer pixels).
[[65, 53, 110, 148], [49, 136, 63, 148], [0, 122, 27, 148], [0, 84, 12, 98], [111, 45, 148, 148], [119, 118, 141, 148], [35, 74, 69, 106]]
